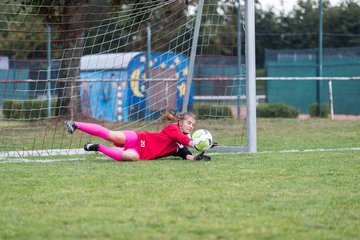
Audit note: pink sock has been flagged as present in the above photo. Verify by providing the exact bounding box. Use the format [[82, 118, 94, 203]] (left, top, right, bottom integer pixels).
[[98, 144, 123, 161], [75, 122, 110, 140]]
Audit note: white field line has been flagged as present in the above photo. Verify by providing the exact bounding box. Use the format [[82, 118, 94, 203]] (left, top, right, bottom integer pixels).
[[1, 147, 360, 163], [263, 147, 360, 153], [0, 148, 86, 158], [0, 148, 86, 163], [211, 147, 360, 155], [0, 157, 87, 163]]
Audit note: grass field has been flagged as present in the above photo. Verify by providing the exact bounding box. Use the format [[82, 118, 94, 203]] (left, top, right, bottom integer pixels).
[[1, 118, 360, 239]]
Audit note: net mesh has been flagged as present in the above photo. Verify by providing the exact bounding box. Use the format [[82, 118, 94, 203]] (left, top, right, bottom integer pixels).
[[0, 0, 247, 156]]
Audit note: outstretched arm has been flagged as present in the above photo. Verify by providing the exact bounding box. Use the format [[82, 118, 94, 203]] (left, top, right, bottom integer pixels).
[[175, 146, 211, 161], [175, 146, 193, 160]]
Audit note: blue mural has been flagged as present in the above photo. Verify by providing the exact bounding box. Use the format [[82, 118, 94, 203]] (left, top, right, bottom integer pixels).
[[80, 52, 192, 122]]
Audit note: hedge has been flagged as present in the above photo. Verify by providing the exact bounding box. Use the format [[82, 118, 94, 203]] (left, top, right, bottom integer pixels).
[[308, 103, 329, 118], [3, 99, 57, 120], [257, 102, 299, 118], [194, 104, 233, 119]]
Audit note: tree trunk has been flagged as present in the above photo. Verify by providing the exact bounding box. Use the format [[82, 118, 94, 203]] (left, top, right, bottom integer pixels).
[[57, 0, 87, 117]]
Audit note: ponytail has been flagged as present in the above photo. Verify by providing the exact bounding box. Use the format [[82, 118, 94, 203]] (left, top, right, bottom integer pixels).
[[161, 111, 197, 124]]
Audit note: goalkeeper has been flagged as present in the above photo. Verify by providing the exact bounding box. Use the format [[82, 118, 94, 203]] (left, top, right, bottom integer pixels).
[[65, 111, 214, 161]]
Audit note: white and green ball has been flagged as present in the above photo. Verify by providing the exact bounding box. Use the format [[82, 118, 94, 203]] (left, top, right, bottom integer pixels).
[[191, 129, 213, 151]]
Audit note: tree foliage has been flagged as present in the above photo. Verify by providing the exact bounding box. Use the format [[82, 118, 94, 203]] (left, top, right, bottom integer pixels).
[[1, 0, 360, 65], [1, 0, 359, 116], [255, 0, 360, 65]]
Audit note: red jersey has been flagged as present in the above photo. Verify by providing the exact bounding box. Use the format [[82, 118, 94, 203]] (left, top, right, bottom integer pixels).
[[136, 123, 191, 160]]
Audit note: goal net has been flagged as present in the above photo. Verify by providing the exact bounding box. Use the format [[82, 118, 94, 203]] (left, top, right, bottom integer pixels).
[[0, 0, 253, 157]]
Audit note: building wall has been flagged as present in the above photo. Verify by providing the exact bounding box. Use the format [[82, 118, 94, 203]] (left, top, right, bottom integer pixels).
[[265, 48, 360, 115]]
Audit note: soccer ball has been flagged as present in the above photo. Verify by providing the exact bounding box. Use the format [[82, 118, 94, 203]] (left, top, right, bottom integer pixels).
[[192, 129, 213, 151]]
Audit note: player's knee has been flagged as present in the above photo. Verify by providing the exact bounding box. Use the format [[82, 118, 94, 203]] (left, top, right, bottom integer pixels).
[[122, 150, 139, 161], [108, 131, 126, 145]]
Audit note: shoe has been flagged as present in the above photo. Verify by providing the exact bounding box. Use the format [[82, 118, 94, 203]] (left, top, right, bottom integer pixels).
[[84, 142, 99, 152], [65, 121, 77, 134]]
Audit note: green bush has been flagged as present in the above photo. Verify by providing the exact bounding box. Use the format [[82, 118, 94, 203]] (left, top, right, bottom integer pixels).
[[257, 102, 299, 118], [308, 103, 329, 118], [3, 99, 57, 120], [194, 104, 233, 119]]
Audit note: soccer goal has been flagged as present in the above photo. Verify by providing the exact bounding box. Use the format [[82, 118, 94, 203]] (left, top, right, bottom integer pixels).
[[0, 0, 256, 157]]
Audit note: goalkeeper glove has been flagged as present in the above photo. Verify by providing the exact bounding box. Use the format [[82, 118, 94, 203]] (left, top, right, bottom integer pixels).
[[194, 151, 211, 161]]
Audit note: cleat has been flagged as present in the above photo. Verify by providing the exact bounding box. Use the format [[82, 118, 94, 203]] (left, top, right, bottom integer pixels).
[[84, 142, 99, 152], [65, 121, 77, 134]]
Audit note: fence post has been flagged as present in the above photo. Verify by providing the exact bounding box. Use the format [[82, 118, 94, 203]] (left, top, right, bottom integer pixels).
[[328, 79, 334, 120]]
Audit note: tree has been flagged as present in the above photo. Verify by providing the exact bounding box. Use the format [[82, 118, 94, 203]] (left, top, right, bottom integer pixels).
[[8, 0, 89, 116], [255, 0, 360, 66], [56, 0, 88, 116], [326, 0, 360, 47], [3, 0, 360, 81]]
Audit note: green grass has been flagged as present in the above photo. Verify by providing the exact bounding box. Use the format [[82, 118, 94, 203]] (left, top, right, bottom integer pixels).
[[1, 118, 360, 239], [257, 118, 360, 151], [1, 118, 359, 152]]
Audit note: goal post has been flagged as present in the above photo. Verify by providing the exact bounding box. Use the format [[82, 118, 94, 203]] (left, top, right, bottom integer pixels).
[[245, 0, 257, 153], [0, 0, 256, 157], [183, 0, 257, 153], [182, 0, 204, 114]]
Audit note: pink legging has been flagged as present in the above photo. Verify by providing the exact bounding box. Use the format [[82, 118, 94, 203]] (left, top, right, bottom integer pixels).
[[75, 122, 140, 161]]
